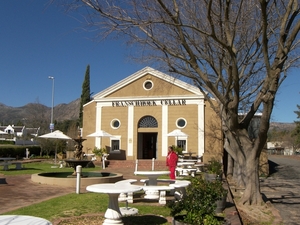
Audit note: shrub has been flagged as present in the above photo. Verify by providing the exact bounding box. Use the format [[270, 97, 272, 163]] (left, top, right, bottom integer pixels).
[[206, 158, 223, 175], [0, 145, 41, 158], [168, 176, 227, 225]]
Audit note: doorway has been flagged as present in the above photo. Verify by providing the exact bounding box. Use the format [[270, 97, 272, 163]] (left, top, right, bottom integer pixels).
[[137, 132, 157, 159]]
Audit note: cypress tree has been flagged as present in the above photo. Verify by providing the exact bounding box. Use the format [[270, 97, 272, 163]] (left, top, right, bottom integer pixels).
[[292, 105, 300, 148], [79, 64, 91, 127]]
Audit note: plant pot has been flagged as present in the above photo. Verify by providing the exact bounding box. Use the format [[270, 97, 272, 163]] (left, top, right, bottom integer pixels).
[[205, 172, 223, 182], [172, 215, 191, 225], [215, 195, 227, 214], [205, 173, 217, 181]]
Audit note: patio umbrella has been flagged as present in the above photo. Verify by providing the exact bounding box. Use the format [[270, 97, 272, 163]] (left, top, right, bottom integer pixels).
[[87, 130, 115, 169], [167, 129, 188, 137], [38, 130, 72, 165], [87, 130, 115, 138]]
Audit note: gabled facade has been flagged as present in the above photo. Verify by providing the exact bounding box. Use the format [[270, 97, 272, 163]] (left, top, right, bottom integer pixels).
[[82, 67, 223, 161], [0, 125, 40, 137]]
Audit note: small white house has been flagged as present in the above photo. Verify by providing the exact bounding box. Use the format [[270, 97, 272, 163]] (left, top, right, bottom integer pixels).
[[0, 125, 40, 138]]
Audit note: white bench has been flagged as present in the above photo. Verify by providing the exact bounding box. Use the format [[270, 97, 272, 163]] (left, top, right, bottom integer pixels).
[[142, 185, 174, 204], [116, 179, 138, 203], [140, 178, 176, 185], [176, 167, 197, 177], [0, 162, 12, 171], [115, 179, 140, 216]]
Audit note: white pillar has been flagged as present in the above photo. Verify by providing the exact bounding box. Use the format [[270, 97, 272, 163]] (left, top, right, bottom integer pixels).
[[127, 105, 134, 156], [198, 100, 205, 157], [76, 165, 82, 194], [161, 104, 168, 156]]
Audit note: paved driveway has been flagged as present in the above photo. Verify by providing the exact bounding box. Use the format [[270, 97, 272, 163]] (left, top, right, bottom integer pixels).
[[261, 155, 300, 225]]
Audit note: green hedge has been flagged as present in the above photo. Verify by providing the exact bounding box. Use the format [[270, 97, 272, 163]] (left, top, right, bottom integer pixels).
[[0, 145, 41, 159], [0, 140, 15, 145]]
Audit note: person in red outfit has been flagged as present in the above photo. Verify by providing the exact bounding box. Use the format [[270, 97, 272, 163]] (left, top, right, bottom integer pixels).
[[166, 146, 178, 179]]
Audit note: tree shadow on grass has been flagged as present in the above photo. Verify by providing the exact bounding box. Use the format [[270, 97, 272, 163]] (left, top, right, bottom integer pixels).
[[123, 215, 169, 225]]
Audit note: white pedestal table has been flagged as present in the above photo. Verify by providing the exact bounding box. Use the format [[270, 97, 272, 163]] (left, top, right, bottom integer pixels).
[[134, 171, 170, 199], [134, 171, 170, 185], [86, 183, 142, 225], [0, 215, 52, 225]]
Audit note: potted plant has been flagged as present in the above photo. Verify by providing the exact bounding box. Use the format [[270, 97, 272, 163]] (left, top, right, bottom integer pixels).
[[92, 147, 109, 161], [205, 158, 223, 181], [168, 176, 227, 225], [172, 145, 184, 156]]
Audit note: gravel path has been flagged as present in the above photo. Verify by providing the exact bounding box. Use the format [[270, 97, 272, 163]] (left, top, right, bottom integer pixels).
[[261, 155, 300, 225]]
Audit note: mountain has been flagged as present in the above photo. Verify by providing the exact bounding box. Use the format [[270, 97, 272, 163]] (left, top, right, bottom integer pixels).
[[0, 99, 80, 126], [0, 100, 296, 131], [269, 122, 296, 131]]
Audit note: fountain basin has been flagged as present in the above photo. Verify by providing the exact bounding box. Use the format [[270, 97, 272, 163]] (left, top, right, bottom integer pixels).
[[31, 172, 123, 188], [64, 159, 92, 176]]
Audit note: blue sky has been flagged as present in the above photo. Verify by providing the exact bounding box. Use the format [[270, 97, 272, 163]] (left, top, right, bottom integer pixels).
[[0, 1, 299, 123]]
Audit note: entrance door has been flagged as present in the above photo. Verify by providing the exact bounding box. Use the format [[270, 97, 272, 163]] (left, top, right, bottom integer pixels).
[[138, 133, 157, 159]]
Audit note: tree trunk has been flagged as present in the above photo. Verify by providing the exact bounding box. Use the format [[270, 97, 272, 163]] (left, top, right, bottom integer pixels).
[[225, 126, 264, 205], [240, 154, 262, 205], [226, 154, 233, 179]]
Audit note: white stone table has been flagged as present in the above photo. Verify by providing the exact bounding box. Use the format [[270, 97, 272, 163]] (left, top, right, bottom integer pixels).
[[134, 171, 170, 185], [86, 183, 142, 225], [0, 215, 52, 225], [0, 157, 16, 171], [134, 171, 171, 199], [177, 162, 196, 176]]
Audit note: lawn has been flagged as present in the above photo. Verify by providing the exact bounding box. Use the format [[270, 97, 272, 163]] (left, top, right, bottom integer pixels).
[[3, 193, 171, 223], [1, 161, 99, 175], [1, 161, 172, 224]]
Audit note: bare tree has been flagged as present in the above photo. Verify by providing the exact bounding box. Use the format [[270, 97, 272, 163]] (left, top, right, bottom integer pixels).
[[62, 0, 300, 205]]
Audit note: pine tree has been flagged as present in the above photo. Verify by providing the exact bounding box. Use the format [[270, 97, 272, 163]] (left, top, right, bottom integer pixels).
[[79, 65, 91, 127], [292, 105, 300, 148]]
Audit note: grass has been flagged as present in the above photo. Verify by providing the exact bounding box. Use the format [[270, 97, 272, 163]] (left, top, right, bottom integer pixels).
[[1, 161, 99, 175], [3, 192, 171, 221], [1, 161, 172, 224]]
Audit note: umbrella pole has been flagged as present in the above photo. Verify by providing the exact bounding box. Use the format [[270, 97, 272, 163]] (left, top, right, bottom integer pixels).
[[55, 143, 57, 164]]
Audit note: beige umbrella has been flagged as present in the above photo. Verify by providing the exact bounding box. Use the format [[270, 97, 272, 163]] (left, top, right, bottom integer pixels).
[[38, 130, 72, 164], [87, 130, 115, 138], [167, 129, 188, 137], [87, 130, 115, 169]]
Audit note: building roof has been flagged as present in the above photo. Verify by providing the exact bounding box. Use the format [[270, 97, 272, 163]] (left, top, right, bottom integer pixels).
[[91, 67, 202, 101]]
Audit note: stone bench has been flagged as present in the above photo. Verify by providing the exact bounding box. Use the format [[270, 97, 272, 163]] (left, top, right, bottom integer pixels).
[[176, 167, 197, 177], [12, 162, 23, 170], [116, 179, 138, 203], [140, 178, 176, 185], [142, 185, 174, 204]]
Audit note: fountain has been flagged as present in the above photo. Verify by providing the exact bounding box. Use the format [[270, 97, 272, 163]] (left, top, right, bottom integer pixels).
[[31, 171, 123, 187], [64, 135, 90, 176], [31, 132, 123, 187]]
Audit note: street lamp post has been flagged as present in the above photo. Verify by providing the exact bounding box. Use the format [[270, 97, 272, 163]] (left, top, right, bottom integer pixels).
[[48, 76, 55, 132]]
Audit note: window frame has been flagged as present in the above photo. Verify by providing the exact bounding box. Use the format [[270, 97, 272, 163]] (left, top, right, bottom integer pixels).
[[176, 137, 188, 153], [143, 80, 154, 91], [111, 119, 121, 129], [176, 118, 187, 129], [109, 136, 121, 153]]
